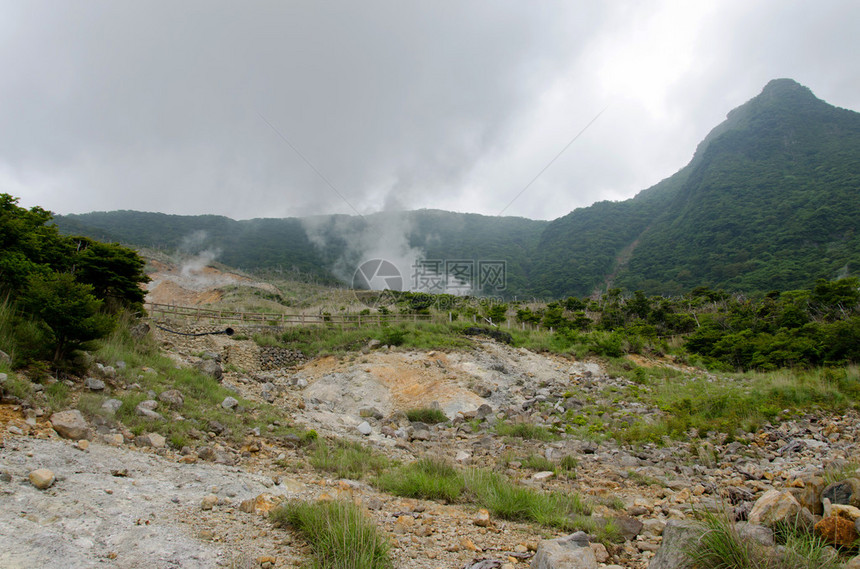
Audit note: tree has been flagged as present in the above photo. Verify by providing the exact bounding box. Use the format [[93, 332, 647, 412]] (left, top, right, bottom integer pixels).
[[71, 237, 150, 312], [21, 273, 114, 361]]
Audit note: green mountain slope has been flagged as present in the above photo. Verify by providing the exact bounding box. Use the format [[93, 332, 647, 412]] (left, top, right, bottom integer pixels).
[[615, 79, 860, 294], [55, 209, 548, 294]]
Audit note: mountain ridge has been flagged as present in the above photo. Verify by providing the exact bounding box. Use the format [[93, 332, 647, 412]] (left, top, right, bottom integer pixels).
[[55, 78, 860, 298]]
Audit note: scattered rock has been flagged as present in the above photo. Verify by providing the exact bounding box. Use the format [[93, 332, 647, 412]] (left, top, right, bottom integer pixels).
[[239, 493, 283, 515], [357, 421, 372, 436], [613, 515, 644, 540], [101, 399, 123, 415], [748, 489, 802, 527], [221, 396, 239, 410], [158, 389, 185, 408], [29, 468, 55, 490], [474, 509, 491, 527], [359, 406, 383, 420], [50, 410, 92, 440], [530, 532, 596, 569], [200, 494, 219, 511], [832, 503, 860, 521], [84, 377, 106, 391], [135, 432, 166, 448], [737, 522, 774, 546]]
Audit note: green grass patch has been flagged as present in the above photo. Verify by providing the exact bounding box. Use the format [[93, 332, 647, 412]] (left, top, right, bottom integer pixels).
[[75, 315, 308, 447], [610, 366, 860, 444], [309, 438, 390, 480], [559, 455, 579, 472], [405, 407, 449, 424], [376, 458, 464, 502], [495, 421, 558, 441], [373, 459, 619, 544], [521, 454, 556, 473], [271, 500, 392, 569]]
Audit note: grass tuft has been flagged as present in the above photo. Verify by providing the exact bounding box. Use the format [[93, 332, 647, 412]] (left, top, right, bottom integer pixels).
[[271, 499, 392, 569], [495, 421, 558, 441], [686, 510, 842, 569], [376, 457, 464, 502], [309, 438, 390, 480], [405, 407, 449, 424]]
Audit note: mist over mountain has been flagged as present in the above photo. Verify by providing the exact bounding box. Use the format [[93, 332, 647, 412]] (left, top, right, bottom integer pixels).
[[56, 79, 860, 299]]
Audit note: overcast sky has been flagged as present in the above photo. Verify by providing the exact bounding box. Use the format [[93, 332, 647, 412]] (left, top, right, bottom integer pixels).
[[1, 1, 858, 221]]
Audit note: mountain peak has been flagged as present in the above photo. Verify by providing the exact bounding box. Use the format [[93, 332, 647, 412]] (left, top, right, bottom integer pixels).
[[758, 77, 818, 102]]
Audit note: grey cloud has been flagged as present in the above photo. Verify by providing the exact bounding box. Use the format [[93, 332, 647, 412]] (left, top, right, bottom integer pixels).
[[0, 1, 858, 220]]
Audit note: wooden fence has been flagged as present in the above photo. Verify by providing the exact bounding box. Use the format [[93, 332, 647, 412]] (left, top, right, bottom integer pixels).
[[144, 302, 441, 327]]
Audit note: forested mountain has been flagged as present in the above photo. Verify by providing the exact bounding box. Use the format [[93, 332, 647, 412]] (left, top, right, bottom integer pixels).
[[56, 79, 860, 299], [56, 209, 548, 292], [532, 78, 860, 297]]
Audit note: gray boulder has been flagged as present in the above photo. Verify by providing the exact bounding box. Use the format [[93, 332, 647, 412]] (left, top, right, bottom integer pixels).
[[158, 389, 184, 408], [84, 377, 106, 391], [50, 410, 92, 440], [531, 531, 597, 569], [648, 520, 697, 569], [101, 399, 123, 415], [195, 359, 223, 381], [822, 478, 860, 508], [135, 400, 163, 420]]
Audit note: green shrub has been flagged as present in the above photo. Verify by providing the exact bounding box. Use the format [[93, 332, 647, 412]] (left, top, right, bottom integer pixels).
[[271, 500, 392, 569], [405, 407, 448, 424]]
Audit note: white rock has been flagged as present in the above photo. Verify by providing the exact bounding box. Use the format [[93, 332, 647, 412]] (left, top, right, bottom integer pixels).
[[29, 469, 55, 490]]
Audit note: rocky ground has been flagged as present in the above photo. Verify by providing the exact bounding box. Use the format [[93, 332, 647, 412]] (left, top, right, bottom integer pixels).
[[3, 326, 860, 568]]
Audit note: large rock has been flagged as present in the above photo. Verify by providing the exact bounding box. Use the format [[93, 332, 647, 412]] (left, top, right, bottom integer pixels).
[[822, 478, 860, 508], [195, 360, 223, 381], [648, 520, 698, 569], [531, 532, 597, 569], [815, 515, 859, 547], [84, 377, 105, 391], [135, 400, 163, 420], [158, 389, 184, 408], [49, 410, 92, 440], [614, 515, 644, 540], [748, 489, 802, 527], [788, 475, 826, 515]]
